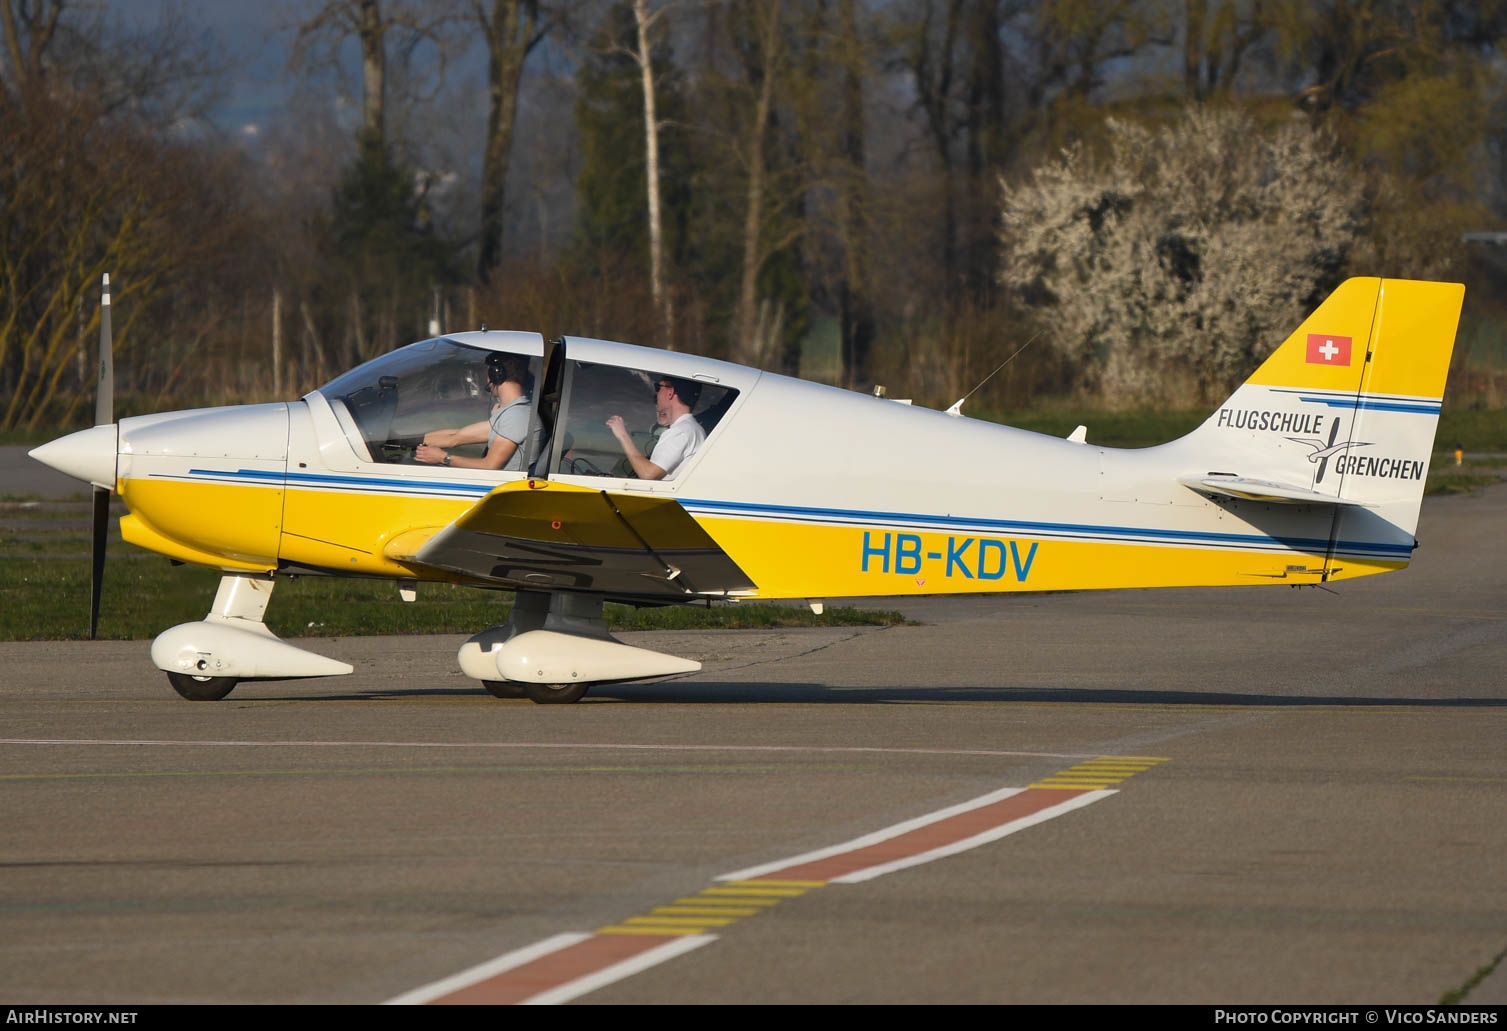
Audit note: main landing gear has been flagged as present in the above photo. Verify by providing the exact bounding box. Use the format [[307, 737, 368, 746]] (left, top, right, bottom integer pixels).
[[149, 575, 352, 701], [148, 580, 696, 705], [458, 590, 700, 704]]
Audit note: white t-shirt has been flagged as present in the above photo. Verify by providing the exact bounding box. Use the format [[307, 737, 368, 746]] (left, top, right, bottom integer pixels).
[[648, 412, 705, 479]]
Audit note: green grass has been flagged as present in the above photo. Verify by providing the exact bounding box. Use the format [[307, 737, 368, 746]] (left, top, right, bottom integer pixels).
[[966, 407, 1207, 447], [1435, 408, 1507, 452], [1439, 946, 1506, 1005], [1424, 471, 1504, 496], [0, 543, 909, 642]]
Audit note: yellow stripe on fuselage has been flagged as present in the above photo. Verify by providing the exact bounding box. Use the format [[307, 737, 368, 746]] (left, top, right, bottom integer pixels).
[[694, 517, 1401, 599], [115, 477, 1404, 595]]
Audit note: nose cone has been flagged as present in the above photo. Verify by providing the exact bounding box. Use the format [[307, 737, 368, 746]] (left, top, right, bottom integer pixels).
[[29, 424, 119, 490]]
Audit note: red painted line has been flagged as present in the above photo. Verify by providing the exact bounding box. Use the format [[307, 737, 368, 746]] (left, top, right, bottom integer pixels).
[[747, 788, 1089, 882], [427, 934, 681, 1005]]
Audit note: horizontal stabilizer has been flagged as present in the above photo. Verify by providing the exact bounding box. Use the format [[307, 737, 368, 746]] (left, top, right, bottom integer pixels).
[[1179, 475, 1372, 507]]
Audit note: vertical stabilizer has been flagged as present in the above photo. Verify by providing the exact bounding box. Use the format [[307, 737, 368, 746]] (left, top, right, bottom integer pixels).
[[1178, 278, 1463, 575]]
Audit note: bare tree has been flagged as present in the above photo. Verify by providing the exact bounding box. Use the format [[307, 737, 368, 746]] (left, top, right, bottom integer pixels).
[[473, 0, 553, 285], [631, 0, 671, 345], [292, 0, 446, 145], [2, 1, 220, 123], [0, 89, 258, 428], [734, 0, 786, 365], [0, 0, 62, 97], [832, 0, 874, 389]]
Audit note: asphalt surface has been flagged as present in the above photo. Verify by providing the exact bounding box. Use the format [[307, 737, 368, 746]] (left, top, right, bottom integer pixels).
[[1, 445, 1505, 1004], [3, 444, 86, 499]]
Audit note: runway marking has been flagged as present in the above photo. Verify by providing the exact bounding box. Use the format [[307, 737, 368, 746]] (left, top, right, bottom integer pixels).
[[385, 932, 716, 1006], [717, 786, 1113, 883], [1030, 755, 1170, 790], [0, 738, 1102, 760], [390, 756, 1168, 1004]]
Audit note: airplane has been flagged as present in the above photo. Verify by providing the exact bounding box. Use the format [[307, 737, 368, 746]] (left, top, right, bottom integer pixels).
[[28, 276, 1463, 704]]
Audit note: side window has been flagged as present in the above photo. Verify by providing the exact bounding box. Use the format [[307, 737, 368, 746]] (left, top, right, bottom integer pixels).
[[319, 340, 539, 465], [559, 362, 736, 480]]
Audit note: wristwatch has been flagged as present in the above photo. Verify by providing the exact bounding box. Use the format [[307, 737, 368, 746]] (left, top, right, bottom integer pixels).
[[442, 454, 451, 466]]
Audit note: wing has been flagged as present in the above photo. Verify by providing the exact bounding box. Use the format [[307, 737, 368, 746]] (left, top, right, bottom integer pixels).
[[385, 479, 757, 600]]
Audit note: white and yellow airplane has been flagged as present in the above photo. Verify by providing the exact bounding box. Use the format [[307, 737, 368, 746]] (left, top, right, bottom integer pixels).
[[29, 276, 1463, 703]]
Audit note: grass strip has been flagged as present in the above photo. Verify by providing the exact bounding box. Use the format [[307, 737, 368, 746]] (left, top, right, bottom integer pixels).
[[0, 550, 907, 642]]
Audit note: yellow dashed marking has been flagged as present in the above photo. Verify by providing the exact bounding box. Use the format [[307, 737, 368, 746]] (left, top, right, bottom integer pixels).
[[596, 881, 809, 937], [595, 760, 1169, 942], [1039, 772, 1129, 780], [652, 906, 762, 917], [1030, 755, 1170, 790], [624, 915, 738, 927]]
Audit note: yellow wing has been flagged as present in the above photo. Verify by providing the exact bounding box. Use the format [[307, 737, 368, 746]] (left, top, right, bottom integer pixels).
[[385, 479, 756, 599]]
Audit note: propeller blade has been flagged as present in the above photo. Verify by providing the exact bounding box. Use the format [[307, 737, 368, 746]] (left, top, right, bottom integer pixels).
[[90, 272, 113, 639], [89, 485, 108, 640], [95, 273, 113, 427]]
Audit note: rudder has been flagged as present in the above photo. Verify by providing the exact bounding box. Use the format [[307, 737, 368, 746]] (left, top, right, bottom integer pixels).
[[1180, 277, 1462, 576]]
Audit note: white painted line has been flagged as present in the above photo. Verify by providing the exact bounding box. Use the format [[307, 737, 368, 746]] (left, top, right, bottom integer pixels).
[[384, 932, 590, 1005], [0, 738, 1100, 760], [718, 786, 1027, 881], [831, 789, 1116, 882], [519, 935, 719, 1006]]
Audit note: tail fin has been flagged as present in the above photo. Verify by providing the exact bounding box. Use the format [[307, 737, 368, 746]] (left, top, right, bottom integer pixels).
[[1179, 277, 1463, 575]]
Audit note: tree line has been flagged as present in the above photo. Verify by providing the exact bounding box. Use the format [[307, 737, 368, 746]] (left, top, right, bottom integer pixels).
[[4, 0, 1507, 431]]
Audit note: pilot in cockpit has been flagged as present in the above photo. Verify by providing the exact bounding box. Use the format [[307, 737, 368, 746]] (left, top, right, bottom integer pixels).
[[415, 352, 534, 471], [606, 375, 704, 480]]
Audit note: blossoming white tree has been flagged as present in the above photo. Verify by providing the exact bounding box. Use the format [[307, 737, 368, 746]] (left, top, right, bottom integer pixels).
[[1000, 107, 1365, 405]]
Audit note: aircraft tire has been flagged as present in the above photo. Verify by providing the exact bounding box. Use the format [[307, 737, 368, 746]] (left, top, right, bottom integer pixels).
[[166, 672, 239, 701], [523, 682, 589, 705], [482, 680, 528, 699]]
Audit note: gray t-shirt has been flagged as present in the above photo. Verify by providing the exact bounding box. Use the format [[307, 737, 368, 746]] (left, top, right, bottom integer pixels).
[[488, 395, 534, 472]]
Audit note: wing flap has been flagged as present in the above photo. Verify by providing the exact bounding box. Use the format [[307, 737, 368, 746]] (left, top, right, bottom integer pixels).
[[1179, 475, 1372, 507], [407, 480, 756, 598]]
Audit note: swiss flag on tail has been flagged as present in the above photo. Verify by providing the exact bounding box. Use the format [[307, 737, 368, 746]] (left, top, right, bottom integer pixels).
[[1306, 333, 1353, 366]]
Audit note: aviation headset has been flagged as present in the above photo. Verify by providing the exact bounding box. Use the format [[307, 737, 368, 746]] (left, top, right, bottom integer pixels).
[[486, 352, 527, 388]]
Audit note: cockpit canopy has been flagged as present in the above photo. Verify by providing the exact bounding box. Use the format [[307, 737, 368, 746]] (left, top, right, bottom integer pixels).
[[316, 332, 753, 480], [317, 336, 541, 464]]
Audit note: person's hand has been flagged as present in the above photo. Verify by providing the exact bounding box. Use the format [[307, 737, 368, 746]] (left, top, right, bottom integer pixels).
[[415, 444, 445, 465], [606, 415, 630, 442]]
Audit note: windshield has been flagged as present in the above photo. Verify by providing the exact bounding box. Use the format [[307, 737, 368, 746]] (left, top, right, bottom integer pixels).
[[318, 338, 539, 464]]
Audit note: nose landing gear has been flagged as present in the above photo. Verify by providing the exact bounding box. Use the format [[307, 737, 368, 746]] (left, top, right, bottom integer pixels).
[[151, 574, 352, 700]]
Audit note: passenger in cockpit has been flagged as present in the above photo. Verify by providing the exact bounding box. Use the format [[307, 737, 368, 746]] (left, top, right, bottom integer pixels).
[[606, 375, 704, 480], [416, 352, 534, 471]]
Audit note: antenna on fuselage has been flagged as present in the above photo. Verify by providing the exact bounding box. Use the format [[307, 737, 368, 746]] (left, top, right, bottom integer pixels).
[[944, 330, 1042, 417]]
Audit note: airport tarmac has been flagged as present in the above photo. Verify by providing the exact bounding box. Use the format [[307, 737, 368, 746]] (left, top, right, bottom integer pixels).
[[1, 462, 1504, 1004]]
